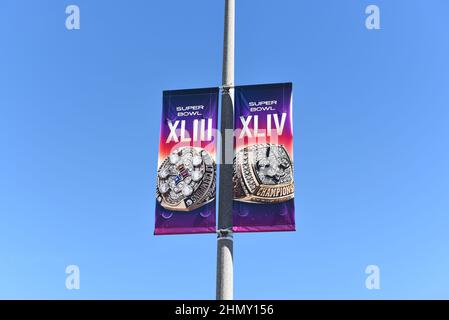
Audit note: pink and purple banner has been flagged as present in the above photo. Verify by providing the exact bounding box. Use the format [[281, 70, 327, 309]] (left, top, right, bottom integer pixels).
[[154, 88, 219, 235], [233, 83, 296, 232]]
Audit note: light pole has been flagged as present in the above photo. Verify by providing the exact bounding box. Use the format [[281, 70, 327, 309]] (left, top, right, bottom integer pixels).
[[216, 0, 235, 301]]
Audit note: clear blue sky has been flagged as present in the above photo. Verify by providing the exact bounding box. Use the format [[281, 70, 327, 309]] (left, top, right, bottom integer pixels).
[[1, 0, 448, 299]]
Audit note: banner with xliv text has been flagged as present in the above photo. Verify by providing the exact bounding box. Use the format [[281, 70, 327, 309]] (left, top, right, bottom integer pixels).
[[233, 83, 295, 232], [155, 88, 219, 235]]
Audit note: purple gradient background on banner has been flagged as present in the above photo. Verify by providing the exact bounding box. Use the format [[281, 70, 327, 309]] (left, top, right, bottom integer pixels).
[[233, 83, 296, 232], [155, 201, 216, 235], [155, 88, 218, 235]]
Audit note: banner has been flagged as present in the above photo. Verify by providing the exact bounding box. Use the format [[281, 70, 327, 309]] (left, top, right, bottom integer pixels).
[[155, 88, 219, 235], [233, 83, 295, 232]]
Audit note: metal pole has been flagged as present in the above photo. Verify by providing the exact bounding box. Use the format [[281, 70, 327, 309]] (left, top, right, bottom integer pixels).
[[216, 0, 235, 301]]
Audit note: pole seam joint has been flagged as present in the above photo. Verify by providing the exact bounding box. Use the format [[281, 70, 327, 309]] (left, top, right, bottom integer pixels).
[[217, 228, 234, 240], [220, 85, 234, 93]]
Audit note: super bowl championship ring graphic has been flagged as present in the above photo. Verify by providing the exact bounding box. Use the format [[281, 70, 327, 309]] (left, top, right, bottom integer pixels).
[[157, 147, 216, 211], [233, 143, 294, 204]]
